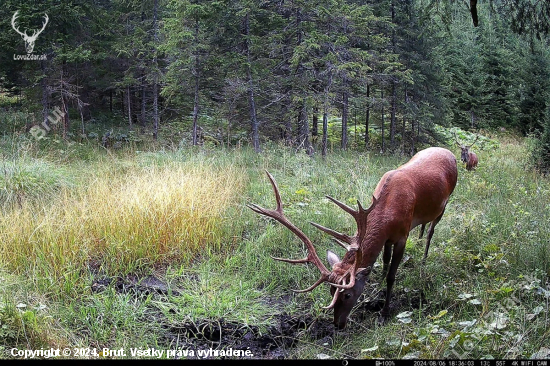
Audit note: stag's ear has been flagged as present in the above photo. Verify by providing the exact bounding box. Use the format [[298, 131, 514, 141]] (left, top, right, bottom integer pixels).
[[327, 250, 341, 267], [355, 266, 371, 280]]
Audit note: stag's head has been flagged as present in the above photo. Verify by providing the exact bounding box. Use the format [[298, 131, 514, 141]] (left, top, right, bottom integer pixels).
[[247, 171, 377, 329], [11, 11, 49, 54], [453, 131, 479, 163], [326, 251, 372, 329]]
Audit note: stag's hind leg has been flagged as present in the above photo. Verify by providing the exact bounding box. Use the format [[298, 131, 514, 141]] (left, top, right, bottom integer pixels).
[[418, 224, 426, 239], [378, 238, 407, 325], [422, 208, 447, 264], [381, 242, 392, 279]]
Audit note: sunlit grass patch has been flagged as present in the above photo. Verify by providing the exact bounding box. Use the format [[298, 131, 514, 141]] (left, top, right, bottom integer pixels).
[[0, 162, 245, 282]]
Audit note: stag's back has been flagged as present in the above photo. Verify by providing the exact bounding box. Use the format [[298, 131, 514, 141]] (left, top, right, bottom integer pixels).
[[372, 147, 457, 232]]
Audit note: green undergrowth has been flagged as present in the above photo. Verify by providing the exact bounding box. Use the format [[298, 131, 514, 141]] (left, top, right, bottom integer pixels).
[[0, 132, 548, 359]]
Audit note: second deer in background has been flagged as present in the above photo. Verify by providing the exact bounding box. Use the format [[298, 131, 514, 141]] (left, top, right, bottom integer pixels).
[[454, 132, 479, 171]]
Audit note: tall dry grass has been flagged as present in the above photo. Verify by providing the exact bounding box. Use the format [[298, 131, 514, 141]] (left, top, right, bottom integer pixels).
[[0, 162, 244, 280]]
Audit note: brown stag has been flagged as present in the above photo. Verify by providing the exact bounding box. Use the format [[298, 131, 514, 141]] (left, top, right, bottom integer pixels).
[[247, 147, 457, 329], [454, 132, 479, 171]]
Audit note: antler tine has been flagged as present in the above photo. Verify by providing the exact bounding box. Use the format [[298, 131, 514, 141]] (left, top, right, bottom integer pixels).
[[468, 134, 479, 149], [452, 130, 463, 147], [310, 221, 354, 247], [310, 195, 377, 291], [247, 170, 331, 288], [331, 238, 352, 251], [322, 266, 368, 308], [325, 195, 360, 217], [11, 11, 27, 37], [328, 258, 359, 289], [33, 13, 49, 37], [323, 275, 355, 309], [289, 276, 329, 293], [314, 195, 378, 248], [323, 290, 341, 309]]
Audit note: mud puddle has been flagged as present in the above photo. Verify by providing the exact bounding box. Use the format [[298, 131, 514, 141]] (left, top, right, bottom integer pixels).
[[90, 275, 426, 359]]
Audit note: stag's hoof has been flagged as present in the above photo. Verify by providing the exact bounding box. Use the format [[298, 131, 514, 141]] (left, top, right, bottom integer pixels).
[[377, 313, 389, 326]]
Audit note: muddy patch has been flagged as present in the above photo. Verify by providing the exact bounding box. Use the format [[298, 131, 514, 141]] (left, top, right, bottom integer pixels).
[[90, 275, 335, 359], [89, 274, 425, 359], [160, 313, 334, 359]]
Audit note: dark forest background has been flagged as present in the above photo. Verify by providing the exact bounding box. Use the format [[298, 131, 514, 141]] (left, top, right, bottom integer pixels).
[[1, 0, 550, 169]]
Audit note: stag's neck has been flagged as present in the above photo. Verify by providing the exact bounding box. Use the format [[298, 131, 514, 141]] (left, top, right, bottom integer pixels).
[[361, 228, 390, 269], [344, 191, 406, 270], [340, 211, 391, 270]]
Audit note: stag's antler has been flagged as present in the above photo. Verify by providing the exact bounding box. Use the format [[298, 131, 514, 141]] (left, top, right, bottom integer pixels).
[[34, 13, 49, 38], [452, 130, 464, 148], [247, 170, 377, 307], [11, 11, 49, 53], [11, 11, 26, 37], [312, 195, 377, 252], [467, 134, 479, 149]]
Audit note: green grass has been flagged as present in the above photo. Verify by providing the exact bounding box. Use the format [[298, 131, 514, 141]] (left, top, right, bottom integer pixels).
[[0, 132, 548, 359]]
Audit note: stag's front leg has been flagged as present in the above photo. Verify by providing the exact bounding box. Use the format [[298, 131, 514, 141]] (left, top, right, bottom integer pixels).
[[378, 238, 406, 325]]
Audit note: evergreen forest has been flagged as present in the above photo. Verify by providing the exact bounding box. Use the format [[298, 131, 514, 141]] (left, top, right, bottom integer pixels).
[[0, 0, 549, 361]]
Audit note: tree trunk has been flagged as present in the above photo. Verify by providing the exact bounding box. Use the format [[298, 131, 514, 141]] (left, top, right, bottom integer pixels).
[[41, 60, 49, 128], [79, 101, 86, 137], [381, 89, 385, 153], [192, 19, 200, 146], [244, 13, 260, 152], [403, 88, 409, 154], [411, 119, 416, 156], [390, 81, 397, 145], [322, 112, 328, 158], [141, 71, 146, 127], [127, 86, 132, 126], [121, 90, 125, 118], [402, 116, 406, 154], [354, 109, 357, 146], [295, 9, 311, 154], [192, 73, 200, 146], [322, 70, 333, 159], [365, 83, 370, 148], [341, 76, 349, 150], [298, 102, 311, 155], [312, 106, 319, 139], [61, 64, 69, 140], [152, 0, 160, 140], [283, 87, 293, 145], [390, 0, 397, 147]]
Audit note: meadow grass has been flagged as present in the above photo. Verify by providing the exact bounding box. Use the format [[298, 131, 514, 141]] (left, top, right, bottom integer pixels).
[[0, 134, 548, 359], [0, 152, 245, 283], [279, 135, 550, 359]]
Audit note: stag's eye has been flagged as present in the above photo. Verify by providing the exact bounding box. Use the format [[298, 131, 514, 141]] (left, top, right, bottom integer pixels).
[[344, 293, 352, 300]]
